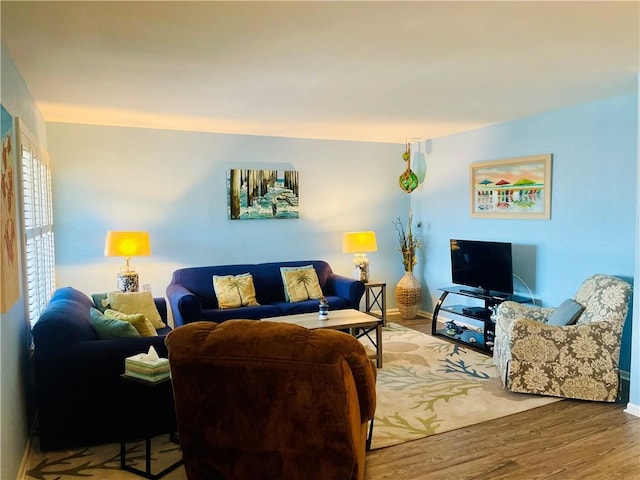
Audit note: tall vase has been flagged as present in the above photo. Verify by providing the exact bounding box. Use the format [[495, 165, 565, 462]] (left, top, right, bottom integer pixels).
[[395, 270, 422, 319]]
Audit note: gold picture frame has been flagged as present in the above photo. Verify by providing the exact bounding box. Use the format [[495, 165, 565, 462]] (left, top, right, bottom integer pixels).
[[470, 154, 552, 219]]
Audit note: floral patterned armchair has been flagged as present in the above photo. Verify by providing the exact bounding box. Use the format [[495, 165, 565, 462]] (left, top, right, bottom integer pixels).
[[493, 274, 632, 402]]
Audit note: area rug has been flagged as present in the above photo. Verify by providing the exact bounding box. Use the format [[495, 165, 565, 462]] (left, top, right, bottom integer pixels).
[[363, 322, 560, 449], [25, 322, 559, 479]]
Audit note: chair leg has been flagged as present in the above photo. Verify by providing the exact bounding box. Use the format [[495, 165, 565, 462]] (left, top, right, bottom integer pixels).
[[366, 418, 374, 451]]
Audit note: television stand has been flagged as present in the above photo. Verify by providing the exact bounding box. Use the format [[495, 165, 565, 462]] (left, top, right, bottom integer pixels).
[[431, 286, 533, 355]]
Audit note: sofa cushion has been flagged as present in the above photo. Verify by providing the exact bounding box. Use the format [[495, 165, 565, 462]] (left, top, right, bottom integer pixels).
[[104, 309, 158, 337], [90, 307, 141, 339], [274, 295, 353, 315], [201, 305, 280, 322], [107, 291, 166, 329], [280, 265, 323, 302], [213, 273, 260, 309]]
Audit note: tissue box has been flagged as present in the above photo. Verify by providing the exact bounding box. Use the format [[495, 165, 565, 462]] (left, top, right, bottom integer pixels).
[[125, 353, 170, 382]]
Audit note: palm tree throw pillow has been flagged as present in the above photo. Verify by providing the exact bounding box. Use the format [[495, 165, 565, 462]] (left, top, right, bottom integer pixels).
[[280, 265, 323, 303], [213, 273, 260, 309]]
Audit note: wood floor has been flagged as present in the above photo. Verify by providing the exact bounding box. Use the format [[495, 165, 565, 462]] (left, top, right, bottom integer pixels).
[[365, 315, 640, 479]]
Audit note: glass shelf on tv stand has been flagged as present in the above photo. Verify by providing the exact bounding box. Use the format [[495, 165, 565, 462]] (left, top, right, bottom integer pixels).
[[431, 286, 533, 355]]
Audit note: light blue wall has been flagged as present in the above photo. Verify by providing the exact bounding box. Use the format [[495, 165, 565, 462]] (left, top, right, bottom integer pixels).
[[46, 124, 409, 305], [412, 94, 638, 374], [0, 44, 47, 480]]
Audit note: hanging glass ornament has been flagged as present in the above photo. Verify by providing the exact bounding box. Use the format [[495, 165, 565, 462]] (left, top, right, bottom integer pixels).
[[399, 142, 419, 193]]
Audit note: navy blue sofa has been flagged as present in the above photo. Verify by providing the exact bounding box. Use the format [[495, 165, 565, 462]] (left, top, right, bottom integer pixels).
[[166, 260, 365, 326], [31, 286, 172, 451]]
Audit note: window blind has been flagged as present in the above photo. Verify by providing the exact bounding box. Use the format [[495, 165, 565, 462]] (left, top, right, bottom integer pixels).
[[19, 121, 55, 326]]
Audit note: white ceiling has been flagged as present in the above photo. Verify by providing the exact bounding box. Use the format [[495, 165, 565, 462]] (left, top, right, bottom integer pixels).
[[2, 1, 638, 143]]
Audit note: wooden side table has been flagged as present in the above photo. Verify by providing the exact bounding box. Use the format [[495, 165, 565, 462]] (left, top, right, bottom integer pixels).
[[119, 374, 182, 479], [364, 281, 387, 327]]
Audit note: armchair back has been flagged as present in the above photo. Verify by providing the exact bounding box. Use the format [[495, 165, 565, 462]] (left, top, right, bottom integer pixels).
[[166, 319, 376, 480], [573, 273, 632, 330]]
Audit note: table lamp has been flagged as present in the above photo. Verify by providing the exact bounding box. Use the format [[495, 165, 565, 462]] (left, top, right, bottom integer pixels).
[[342, 231, 377, 282], [104, 231, 150, 292]]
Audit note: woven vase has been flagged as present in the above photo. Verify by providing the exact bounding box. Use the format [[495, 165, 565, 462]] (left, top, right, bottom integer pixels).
[[395, 270, 422, 319]]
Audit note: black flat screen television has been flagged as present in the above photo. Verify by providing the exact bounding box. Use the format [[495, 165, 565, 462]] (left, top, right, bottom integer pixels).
[[450, 239, 513, 295]]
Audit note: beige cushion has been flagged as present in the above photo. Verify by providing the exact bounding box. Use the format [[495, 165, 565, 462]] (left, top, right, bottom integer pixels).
[[280, 265, 323, 303], [107, 291, 165, 329], [212, 273, 260, 309], [104, 309, 158, 337]]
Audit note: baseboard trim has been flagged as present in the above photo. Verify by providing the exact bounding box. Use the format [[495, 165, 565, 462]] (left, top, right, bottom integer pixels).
[[18, 421, 37, 480], [386, 308, 432, 319], [623, 402, 640, 417]]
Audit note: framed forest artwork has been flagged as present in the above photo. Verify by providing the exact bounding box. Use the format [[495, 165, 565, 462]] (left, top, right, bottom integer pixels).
[[470, 154, 552, 220], [227, 169, 299, 220]]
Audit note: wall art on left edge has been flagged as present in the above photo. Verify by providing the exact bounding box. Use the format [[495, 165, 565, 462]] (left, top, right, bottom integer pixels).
[[1, 104, 20, 312], [227, 169, 299, 220]]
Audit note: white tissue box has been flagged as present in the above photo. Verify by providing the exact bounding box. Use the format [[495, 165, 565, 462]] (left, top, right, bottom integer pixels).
[[125, 353, 170, 382]]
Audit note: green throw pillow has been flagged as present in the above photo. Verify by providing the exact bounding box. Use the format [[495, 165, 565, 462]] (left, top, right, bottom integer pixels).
[[90, 307, 140, 339]]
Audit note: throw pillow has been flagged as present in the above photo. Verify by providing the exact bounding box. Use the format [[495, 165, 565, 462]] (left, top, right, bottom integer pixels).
[[280, 265, 323, 303], [90, 307, 140, 339], [107, 291, 166, 329], [104, 309, 158, 337], [91, 292, 110, 313], [212, 273, 260, 309], [547, 298, 585, 326]]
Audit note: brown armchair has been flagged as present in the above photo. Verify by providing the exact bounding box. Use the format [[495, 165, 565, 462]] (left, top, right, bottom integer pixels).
[[165, 319, 377, 480]]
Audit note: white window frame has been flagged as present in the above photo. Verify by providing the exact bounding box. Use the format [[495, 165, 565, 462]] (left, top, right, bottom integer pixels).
[[17, 120, 55, 327]]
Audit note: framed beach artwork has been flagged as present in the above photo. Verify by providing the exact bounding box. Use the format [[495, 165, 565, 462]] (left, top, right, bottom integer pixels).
[[227, 169, 299, 220], [470, 154, 552, 220]]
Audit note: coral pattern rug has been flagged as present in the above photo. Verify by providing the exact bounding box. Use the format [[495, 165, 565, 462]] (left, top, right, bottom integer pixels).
[[25, 323, 559, 478], [364, 322, 560, 449]]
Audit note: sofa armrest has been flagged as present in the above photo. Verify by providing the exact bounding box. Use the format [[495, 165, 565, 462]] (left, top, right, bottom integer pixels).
[[325, 274, 365, 309], [506, 319, 622, 401], [35, 335, 170, 378], [154, 297, 168, 324], [166, 284, 202, 327]]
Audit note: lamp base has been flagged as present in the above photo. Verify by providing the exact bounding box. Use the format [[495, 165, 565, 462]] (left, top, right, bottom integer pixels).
[[352, 254, 370, 283], [117, 272, 139, 292]]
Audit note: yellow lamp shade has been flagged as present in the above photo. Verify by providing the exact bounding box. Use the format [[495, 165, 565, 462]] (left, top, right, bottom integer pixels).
[[104, 231, 151, 258], [342, 231, 378, 254]]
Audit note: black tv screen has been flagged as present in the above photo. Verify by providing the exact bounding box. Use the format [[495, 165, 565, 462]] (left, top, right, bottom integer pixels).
[[450, 239, 513, 295]]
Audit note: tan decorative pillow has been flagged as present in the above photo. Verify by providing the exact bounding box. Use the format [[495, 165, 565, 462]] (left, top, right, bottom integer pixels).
[[107, 291, 166, 329], [212, 273, 260, 309], [280, 265, 323, 303], [104, 309, 158, 337]]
